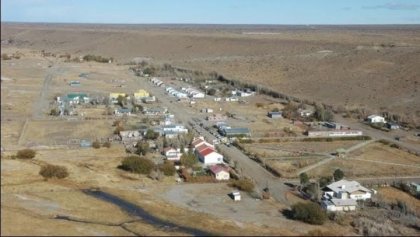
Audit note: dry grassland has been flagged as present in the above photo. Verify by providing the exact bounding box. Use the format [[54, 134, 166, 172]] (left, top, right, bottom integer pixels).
[[349, 142, 420, 166], [377, 187, 420, 216], [3, 23, 418, 124]]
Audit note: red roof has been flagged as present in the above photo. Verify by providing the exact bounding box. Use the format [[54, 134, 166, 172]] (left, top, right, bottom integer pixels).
[[199, 147, 215, 157], [196, 144, 212, 152], [209, 165, 229, 174]]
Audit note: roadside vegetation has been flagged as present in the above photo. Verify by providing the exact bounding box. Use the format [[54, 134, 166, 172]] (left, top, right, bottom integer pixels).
[[83, 54, 113, 63]]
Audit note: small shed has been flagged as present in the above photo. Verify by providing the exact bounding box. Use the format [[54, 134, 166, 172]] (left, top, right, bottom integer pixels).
[[268, 111, 282, 119], [80, 139, 92, 148], [231, 191, 241, 201], [386, 122, 400, 130]]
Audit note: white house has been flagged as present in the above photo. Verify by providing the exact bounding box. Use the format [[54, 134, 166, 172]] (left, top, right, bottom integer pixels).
[[163, 124, 188, 134], [323, 179, 372, 201], [321, 179, 373, 212], [209, 165, 230, 180], [163, 147, 182, 161], [196, 145, 223, 165], [367, 115, 386, 124]]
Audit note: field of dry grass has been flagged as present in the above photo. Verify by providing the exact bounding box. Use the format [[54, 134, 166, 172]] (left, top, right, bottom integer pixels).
[[20, 120, 114, 146], [2, 23, 419, 125], [307, 142, 420, 178], [349, 142, 420, 166]]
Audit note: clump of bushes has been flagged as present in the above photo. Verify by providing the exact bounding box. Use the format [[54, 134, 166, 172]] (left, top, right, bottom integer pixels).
[[228, 178, 255, 192], [92, 141, 101, 149], [159, 161, 176, 176], [16, 149, 36, 159], [39, 164, 69, 179], [83, 54, 113, 63], [119, 156, 155, 175], [102, 141, 111, 148], [290, 202, 327, 225]]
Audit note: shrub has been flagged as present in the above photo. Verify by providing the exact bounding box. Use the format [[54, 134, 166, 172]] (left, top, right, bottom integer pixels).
[[180, 152, 197, 167], [145, 129, 159, 140], [102, 141, 111, 148], [255, 103, 264, 108], [1, 53, 11, 60], [119, 156, 155, 174], [333, 169, 344, 181], [136, 141, 150, 156], [229, 178, 255, 192], [207, 88, 216, 96], [16, 149, 36, 159], [159, 161, 176, 176], [291, 202, 327, 225], [114, 126, 124, 135], [300, 172, 310, 185], [92, 141, 101, 149], [39, 165, 69, 179], [50, 108, 60, 116], [319, 176, 333, 188]]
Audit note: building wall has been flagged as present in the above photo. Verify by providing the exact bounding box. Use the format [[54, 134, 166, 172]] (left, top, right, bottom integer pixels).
[[308, 130, 363, 137], [350, 192, 371, 200], [202, 153, 223, 164], [215, 171, 230, 180]]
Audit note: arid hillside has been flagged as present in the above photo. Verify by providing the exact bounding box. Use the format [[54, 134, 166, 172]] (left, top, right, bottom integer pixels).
[[2, 23, 419, 124]]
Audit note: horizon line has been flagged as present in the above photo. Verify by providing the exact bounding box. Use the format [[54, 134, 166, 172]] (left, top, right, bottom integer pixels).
[[2, 21, 420, 26]]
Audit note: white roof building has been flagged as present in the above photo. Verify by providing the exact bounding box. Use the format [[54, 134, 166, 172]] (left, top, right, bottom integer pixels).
[[367, 115, 386, 123], [322, 179, 374, 212]]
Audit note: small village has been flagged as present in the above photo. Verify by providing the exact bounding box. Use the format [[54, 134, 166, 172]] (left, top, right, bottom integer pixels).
[[40, 64, 420, 217]]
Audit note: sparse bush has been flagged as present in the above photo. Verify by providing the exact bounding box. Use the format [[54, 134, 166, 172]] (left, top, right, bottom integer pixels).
[[159, 161, 176, 176], [136, 141, 150, 156], [83, 54, 112, 63], [119, 156, 155, 174], [114, 125, 124, 135], [290, 202, 327, 225], [92, 141, 101, 149], [102, 141, 111, 148], [228, 178, 255, 192], [180, 151, 197, 167], [314, 104, 334, 122], [145, 129, 159, 140], [39, 164, 69, 179], [255, 103, 264, 108], [50, 108, 60, 116], [16, 149, 36, 159], [1, 53, 11, 60]]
